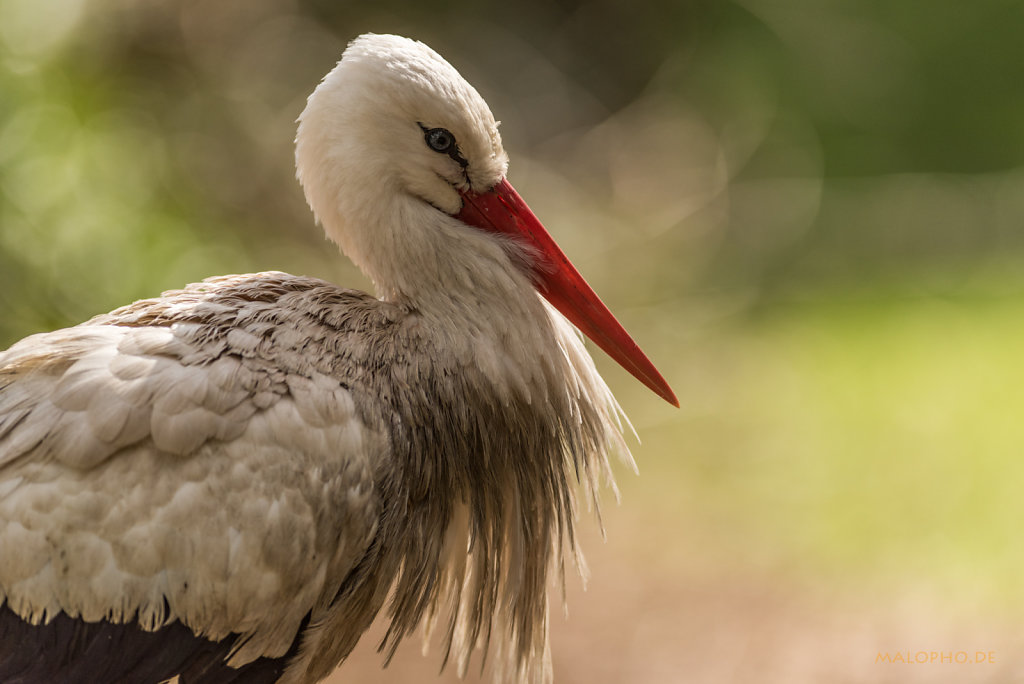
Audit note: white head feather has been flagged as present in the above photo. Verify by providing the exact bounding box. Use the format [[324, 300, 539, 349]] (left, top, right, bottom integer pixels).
[[296, 34, 511, 301]]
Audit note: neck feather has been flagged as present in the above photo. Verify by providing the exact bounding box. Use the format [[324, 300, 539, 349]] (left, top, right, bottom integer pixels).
[[305, 169, 634, 683], [374, 280, 633, 683]]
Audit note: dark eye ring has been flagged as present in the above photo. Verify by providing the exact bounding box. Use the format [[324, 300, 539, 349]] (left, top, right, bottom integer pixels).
[[425, 127, 455, 153]]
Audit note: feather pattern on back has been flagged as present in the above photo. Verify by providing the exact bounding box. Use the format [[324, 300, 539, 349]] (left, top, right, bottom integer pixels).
[[0, 271, 629, 683]]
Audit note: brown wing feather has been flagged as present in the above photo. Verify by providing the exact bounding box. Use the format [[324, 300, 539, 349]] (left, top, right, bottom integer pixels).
[[0, 273, 395, 680]]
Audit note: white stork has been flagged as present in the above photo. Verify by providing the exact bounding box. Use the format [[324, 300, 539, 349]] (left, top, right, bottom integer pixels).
[[0, 34, 677, 684]]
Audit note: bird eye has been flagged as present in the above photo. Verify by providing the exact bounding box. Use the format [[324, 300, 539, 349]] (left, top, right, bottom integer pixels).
[[425, 127, 455, 153]]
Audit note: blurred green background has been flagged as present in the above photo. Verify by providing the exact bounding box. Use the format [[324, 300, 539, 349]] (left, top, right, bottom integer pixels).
[[2, 1, 1024, 682]]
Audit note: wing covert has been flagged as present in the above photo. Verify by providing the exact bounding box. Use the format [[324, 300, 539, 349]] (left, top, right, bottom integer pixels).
[[0, 273, 393, 671]]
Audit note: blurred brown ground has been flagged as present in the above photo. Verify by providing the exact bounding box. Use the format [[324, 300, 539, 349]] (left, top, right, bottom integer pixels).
[[326, 511, 1024, 684]]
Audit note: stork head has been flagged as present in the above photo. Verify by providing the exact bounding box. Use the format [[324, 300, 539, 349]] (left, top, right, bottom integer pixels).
[[296, 34, 507, 256], [296, 34, 677, 406]]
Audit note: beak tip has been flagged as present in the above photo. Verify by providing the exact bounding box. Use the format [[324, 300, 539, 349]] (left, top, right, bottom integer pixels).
[[645, 374, 680, 408]]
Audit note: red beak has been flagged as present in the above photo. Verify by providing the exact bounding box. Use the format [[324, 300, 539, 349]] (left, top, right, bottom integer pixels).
[[457, 178, 679, 407]]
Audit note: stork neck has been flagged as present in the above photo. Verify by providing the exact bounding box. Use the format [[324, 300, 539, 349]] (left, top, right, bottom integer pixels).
[[359, 195, 544, 330]]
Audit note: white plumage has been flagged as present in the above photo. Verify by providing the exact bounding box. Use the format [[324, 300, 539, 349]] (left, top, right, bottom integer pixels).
[[0, 34, 674, 684]]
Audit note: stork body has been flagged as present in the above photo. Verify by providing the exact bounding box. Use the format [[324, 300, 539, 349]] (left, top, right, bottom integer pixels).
[[0, 35, 675, 683]]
